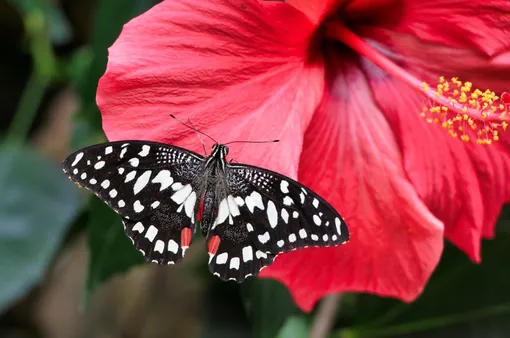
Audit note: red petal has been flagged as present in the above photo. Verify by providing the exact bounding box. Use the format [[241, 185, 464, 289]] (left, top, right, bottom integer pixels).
[[286, 0, 340, 25], [355, 16, 510, 94], [260, 55, 444, 311], [97, 0, 323, 175], [363, 59, 510, 255], [369, 0, 510, 57]]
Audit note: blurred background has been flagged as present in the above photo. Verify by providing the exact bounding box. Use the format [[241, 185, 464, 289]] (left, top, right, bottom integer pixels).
[[1, 0, 510, 337]]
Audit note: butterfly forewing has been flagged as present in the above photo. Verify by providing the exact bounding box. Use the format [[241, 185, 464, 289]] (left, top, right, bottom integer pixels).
[[62, 141, 205, 264]]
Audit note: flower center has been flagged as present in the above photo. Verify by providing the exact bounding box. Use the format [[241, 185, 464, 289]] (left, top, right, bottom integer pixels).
[[325, 21, 510, 145]]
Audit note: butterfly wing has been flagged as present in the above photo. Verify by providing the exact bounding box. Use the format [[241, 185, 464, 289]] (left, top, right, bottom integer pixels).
[[206, 163, 349, 281], [62, 141, 205, 264]]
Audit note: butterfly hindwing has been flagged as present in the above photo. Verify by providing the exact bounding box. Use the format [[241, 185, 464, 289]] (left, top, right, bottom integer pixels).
[[224, 164, 349, 254], [206, 223, 276, 282], [62, 140, 205, 264]]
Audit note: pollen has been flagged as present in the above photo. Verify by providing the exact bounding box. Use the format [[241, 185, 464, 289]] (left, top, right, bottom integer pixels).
[[421, 77, 509, 145]]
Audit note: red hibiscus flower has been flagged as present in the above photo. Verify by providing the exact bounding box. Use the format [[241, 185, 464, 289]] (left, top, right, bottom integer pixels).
[[96, 0, 510, 311]]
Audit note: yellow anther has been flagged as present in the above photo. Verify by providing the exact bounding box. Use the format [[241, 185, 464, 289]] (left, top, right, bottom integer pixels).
[[420, 76, 509, 145]]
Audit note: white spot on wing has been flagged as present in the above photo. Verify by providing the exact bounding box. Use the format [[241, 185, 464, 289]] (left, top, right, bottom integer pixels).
[[139, 145, 150, 157], [129, 158, 139, 167], [266, 201, 278, 228], [125, 171, 136, 182], [134, 170, 152, 195], [283, 196, 294, 206], [300, 192, 305, 204], [168, 239, 179, 253], [151, 201, 160, 209], [152, 170, 173, 191], [299, 229, 307, 239], [216, 198, 229, 225], [145, 225, 158, 242], [105, 146, 113, 155], [71, 152, 83, 166], [216, 252, 228, 264], [109, 189, 117, 198], [277, 240, 284, 247], [171, 184, 192, 204], [227, 195, 240, 217], [80, 173, 87, 179], [101, 180, 110, 189], [335, 218, 342, 235], [323, 234, 329, 241], [230, 257, 240, 270], [184, 191, 197, 219], [94, 161, 105, 169], [288, 234, 296, 243], [120, 147, 127, 159], [133, 200, 144, 213], [313, 215, 322, 226], [245, 191, 264, 213], [258, 232, 270, 244], [242, 246, 253, 262], [118, 200, 125, 207], [172, 182, 183, 191], [281, 209, 289, 223], [311, 234, 319, 241], [234, 196, 245, 207], [132, 222, 144, 233], [246, 223, 254, 232], [280, 180, 289, 194], [255, 251, 267, 259], [155, 240, 165, 253], [312, 198, 319, 208]]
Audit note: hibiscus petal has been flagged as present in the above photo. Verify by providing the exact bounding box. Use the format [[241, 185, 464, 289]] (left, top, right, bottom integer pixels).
[[97, 0, 323, 175], [362, 65, 489, 260], [356, 26, 510, 248], [286, 0, 339, 25], [355, 25, 510, 94], [367, 0, 510, 57], [260, 54, 444, 311]]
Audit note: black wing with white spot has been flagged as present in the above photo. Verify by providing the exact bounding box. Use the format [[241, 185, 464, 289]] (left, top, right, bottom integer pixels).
[[228, 164, 349, 252], [62, 141, 204, 264], [205, 163, 349, 282], [205, 208, 276, 282]]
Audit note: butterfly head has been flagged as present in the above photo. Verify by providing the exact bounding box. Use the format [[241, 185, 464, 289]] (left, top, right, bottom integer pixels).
[[211, 144, 229, 159]]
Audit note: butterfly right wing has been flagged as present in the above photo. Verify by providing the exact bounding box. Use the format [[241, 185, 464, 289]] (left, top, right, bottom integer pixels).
[[62, 140, 205, 264]]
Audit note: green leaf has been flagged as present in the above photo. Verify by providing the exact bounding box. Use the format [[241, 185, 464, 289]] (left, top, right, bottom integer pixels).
[[86, 196, 143, 297], [278, 316, 309, 338], [8, 0, 72, 44], [241, 278, 300, 338], [0, 146, 80, 313], [343, 220, 510, 338]]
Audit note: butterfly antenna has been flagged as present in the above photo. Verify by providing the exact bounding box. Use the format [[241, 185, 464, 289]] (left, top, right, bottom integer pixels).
[[186, 119, 207, 155], [170, 114, 218, 152], [224, 139, 279, 145]]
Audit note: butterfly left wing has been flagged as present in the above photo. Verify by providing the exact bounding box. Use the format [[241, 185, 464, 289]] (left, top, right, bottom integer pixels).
[[206, 163, 349, 282], [62, 140, 205, 265]]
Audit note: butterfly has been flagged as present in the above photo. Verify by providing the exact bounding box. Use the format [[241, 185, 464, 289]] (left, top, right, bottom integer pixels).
[[62, 133, 349, 282]]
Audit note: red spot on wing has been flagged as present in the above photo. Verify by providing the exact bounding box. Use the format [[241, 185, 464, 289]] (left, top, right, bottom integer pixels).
[[196, 194, 205, 222], [181, 227, 192, 248], [208, 235, 221, 255]]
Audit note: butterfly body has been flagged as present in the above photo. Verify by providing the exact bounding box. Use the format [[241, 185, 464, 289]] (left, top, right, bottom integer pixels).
[[62, 140, 349, 282]]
